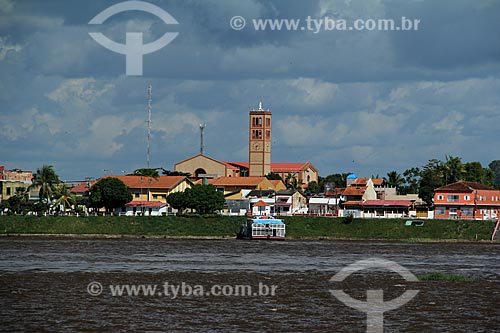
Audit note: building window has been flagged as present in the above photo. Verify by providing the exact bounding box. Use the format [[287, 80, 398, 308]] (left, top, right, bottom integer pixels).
[[447, 195, 459, 202], [251, 130, 263, 139], [252, 117, 263, 127], [265, 130, 270, 139], [437, 195, 443, 201], [266, 118, 271, 127], [436, 206, 445, 215], [464, 195, 470, 201], [153, 195, 158, 199], [134, 193, 140, 198], [461, 207, 473, 216]]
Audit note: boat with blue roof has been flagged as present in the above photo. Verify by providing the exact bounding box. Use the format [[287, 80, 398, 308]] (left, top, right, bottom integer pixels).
[[236, 215, 286, 240]]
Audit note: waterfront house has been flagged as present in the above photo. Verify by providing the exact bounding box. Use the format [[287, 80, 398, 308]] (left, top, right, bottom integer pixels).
[[434, 181, 500, 220]]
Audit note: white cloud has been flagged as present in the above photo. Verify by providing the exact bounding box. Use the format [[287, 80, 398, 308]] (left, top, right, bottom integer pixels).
[[78, 115, 143, 157], [287, 78, 338, 106], [47, 78, 114, 108], [0, 107, 62, 140], [433, 111, 464, 131], [277, 115, 330, 146], [0, 36, 21, 61]]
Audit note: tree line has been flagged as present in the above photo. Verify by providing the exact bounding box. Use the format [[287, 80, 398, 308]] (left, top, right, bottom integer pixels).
[[1, 165, 222, 215], [307, 157, 500, 206]]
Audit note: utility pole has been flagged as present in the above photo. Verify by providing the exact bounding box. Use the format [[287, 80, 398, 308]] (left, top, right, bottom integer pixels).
[[199, 124, 206, 155], [146, 84, 152, 168]]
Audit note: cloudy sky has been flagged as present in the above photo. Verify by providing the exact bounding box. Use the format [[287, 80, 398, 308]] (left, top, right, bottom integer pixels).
[[1, 0, 499, 180]]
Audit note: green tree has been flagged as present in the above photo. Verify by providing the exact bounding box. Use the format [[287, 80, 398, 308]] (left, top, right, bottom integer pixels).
[[443, 155, 465, 184], [265, 172, 283, 181], [285, 173, 302, 191], [306, 181, 320, 194], [130, 168, 159, 178], [418, 159, 445, 206], [463, 162, 494, 186], [318, 173, 348, 191], [53, 184, 76, 214], [31, 164, 60, 203], [161, 168, 191, 177], [384, 171, 404, 191], [488, 160, 500, 189], [184, 184, 225, 214], [166, 191, 189, 213], [401, 167, 421, 195], [89, 178, 132, 212]]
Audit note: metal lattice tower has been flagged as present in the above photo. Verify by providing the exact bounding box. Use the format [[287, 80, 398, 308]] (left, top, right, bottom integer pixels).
[[199, 124, 206, 155], [146, 84, 152, 168]]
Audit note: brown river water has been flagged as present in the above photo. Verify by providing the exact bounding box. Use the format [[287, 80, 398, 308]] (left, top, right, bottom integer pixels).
[[1, 238, 500, 332]]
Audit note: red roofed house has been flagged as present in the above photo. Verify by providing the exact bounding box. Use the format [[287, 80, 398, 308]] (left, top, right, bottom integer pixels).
[[208, 176, 277, 195], [110, 175, 193, 202], [434, 181, 500, 220], [109, 176, 193, 216], [340, 178, 377, 217], [361, 200, 415, 218]]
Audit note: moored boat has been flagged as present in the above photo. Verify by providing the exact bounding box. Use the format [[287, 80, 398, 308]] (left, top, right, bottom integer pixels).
[[236, 215, 286, 240]]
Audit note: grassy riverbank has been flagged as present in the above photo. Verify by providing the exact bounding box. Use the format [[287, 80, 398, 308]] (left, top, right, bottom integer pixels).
[[0, 215, 496, 241]]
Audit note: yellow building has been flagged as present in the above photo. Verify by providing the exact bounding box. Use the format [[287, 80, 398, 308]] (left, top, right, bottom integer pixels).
[[208, 176, 283, 195], [174, 154, 241, 178], [109, 176, 193, 202]]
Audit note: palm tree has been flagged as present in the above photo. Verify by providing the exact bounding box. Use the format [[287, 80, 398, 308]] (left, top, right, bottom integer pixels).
[[285, 173, 302, 191], [53, 184, 76, 214], [131, 168, 160, 179], [384, 171, 404, 190], [14, 186, 30, 202], [31, 164, 60, 203]]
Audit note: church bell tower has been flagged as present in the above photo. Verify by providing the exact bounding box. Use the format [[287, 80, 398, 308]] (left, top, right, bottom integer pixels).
[[249, 102, 272, 177]]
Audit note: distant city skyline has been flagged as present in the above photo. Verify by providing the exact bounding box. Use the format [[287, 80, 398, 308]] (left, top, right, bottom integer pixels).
[[1, 0, 499, 180]]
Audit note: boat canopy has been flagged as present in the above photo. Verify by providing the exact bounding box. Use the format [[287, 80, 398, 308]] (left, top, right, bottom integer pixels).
[[250, 218, 284, 225]]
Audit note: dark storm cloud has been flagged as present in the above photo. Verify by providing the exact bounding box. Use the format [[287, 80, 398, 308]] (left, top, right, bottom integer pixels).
[[1, 0, 499, 179]]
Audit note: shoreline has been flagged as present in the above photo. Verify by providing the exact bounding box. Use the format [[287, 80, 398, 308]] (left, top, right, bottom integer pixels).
[[1, 233, 498, 243]]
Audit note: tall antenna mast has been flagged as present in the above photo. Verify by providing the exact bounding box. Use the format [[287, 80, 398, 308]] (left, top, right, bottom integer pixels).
[[199, 124, 206, 155], [146, 84, 152, 168]]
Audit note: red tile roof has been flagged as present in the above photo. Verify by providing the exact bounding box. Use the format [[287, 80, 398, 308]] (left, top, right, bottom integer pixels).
[[271, 162, 310, 172], [223, 162, 316, 173], [342, 200, 363, 206], [352, 178, 384, 186], [106, 176, 188, 190], [362, 200, 413, 207], [343, 186, 366, 196], [225, 161, 249, 169], [352, 178, 369, 185], [125, 201, 166, 207], [222, 162, 239, 170], [70, 181, 95, 194], [253, 200, 269, 207], [435, 181, 494, 192], [208, 176, 266, 187]]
